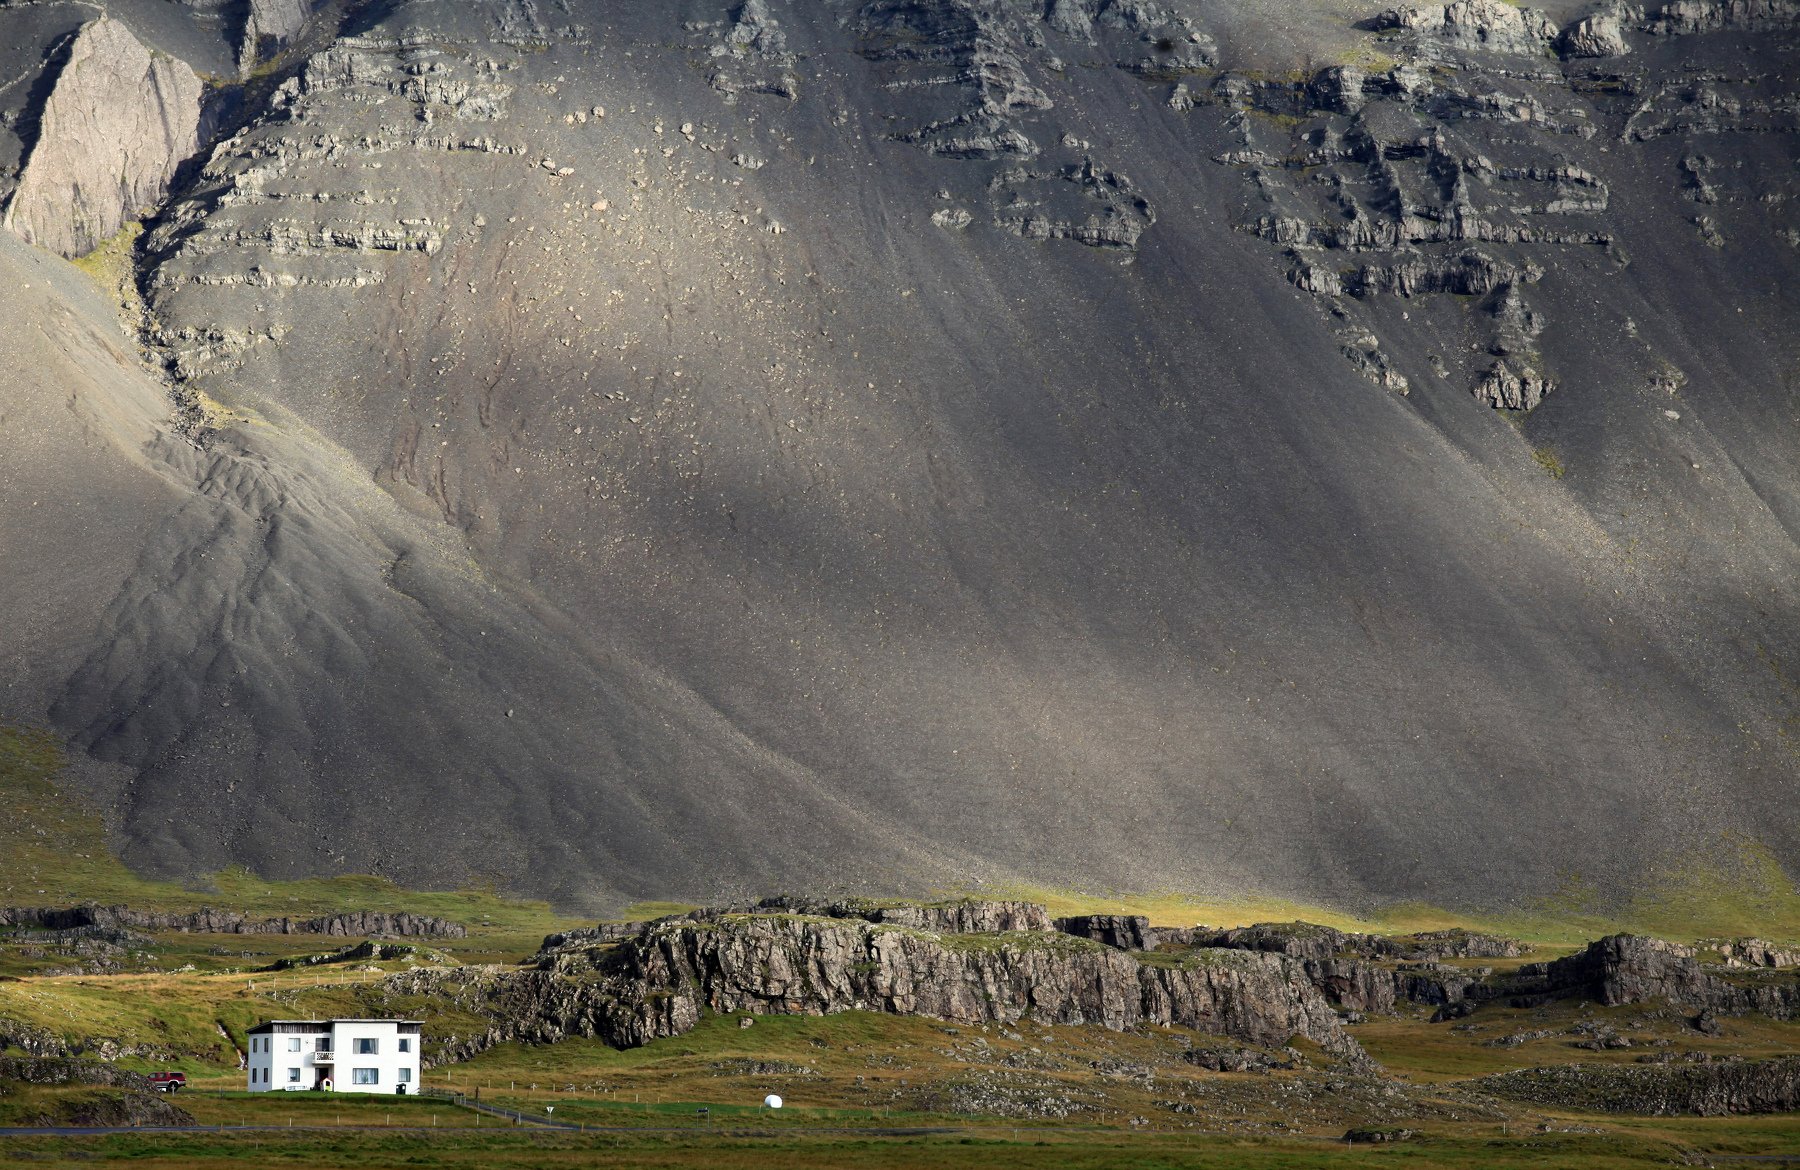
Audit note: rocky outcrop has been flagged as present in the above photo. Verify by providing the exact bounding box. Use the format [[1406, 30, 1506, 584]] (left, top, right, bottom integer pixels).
[[1054, 914, 1157, 951], [1146, 922, 1513, 1013], [1372, 0, 1559, 55], [989, 159, 1156, 249], [1641, 0, 1800, 34], [0, 1055, 157, 1092], [697, 0, 800, 102], [1559, 10, 1633, 56], [537, 898, 1055, 959], [535, 910, 1534, 1025], [281, 910, 465, 939], [1709, 939, 1800, 969], [1474, 1056, 1800, 1115], [1474, 359, 1555, 410], [1189, 922, 1356, 961], [1397, 930, 1524, 961], [0, 1051, 195, 1123], [0, 1057, 194, 1126], [1349, 251, 1542, 300], [748, 897, 1056, 935], [538, 921, 651, 953], [0, 905, 465, 939], [0, 1021, 70, 1059], [259, 939, 417, 971], [1185, 922, 1522, 962], [399, 911, 1368, 1068], [1494, 935, 1800, 1017], [3, 17, 201, 257]]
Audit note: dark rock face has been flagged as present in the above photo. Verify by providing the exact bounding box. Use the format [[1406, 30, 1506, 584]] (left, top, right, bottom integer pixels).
[[1, 0, 1798, 911], [1475, 1056, 1800, 1116], [400, 911, 1368, 1067], [1189, 923, 1355, 961], [0, 905, 465, 939], [1398, 930, 1524, 961], [1518, 935, 1800, 1017], [1054, 915, 1157, 951]]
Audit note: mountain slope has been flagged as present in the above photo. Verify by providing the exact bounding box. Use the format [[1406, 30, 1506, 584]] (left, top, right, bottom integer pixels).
[[1, 0, 1797, 910]]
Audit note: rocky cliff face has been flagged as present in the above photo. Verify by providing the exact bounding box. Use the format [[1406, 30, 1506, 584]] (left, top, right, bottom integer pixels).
[[3, 17, 201, 258], [395, 909, 1368, 1067], [1518, 935, 1800, 1017]]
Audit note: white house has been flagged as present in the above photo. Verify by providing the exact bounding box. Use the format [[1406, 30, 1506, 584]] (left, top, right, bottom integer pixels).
[[245, 1019, 422, 1094]]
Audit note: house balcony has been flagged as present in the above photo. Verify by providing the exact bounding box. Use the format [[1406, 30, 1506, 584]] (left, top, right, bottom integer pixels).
[[311, 1051, 334, 1064]]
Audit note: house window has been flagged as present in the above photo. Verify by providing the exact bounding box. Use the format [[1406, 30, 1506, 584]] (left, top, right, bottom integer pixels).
[[287, 1068, 301, 1083], [352, 1068, 379, 1085], [355, 1038, 378, 1055], [397, 1068, 412, 1083], [288, 1038, 302, 1052], [398, 1038, 411, 1054]]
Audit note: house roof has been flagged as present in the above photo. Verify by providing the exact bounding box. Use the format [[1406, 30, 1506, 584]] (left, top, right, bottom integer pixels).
[[247, 1018, 422, 1033]]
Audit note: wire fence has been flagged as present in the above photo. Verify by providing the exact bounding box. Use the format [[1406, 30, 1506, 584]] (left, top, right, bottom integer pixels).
[[418, 1087, 579, 1130]]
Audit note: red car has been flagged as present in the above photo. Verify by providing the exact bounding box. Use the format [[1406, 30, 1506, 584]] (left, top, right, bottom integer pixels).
[[147, 1071, 186, 1093]]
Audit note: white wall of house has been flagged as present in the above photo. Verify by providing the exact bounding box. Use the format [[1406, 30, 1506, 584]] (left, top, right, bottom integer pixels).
[[245, 1021, 420, 1094], [330, 1021, 419, 1094], [245, 1025, 329, 1092]]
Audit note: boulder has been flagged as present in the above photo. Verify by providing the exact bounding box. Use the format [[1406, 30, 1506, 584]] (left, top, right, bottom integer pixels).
[[1559, 11, 1633, 55]]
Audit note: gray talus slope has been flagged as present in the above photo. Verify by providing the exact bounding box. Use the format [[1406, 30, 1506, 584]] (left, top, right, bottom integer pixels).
[[0, 242, 966, 907], [3, 0, 1799, 909], [0, 233, 178, 717]]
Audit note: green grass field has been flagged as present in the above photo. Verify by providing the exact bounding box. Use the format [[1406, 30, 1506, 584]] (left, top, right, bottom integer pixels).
[[3, 1122, 1797, 1170]]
